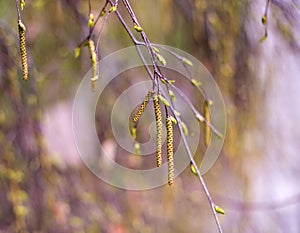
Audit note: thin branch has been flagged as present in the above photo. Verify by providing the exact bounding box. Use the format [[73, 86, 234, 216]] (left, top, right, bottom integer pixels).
[[76, 0, 109, 47], [15, 0, 21, 20], [168, 104, 223, 233], [264, 0, 271, 17], [88, 0, 92, 15], [261, 0, 271, 41], [108, 0, 155, 82], [87, 2, 224, 232], [94, 0, 109, 26], [95, 5, 113, 57], [120, 0, 163, 85]]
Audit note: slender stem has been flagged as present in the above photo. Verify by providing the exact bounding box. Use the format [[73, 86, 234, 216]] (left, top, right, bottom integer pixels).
[[263, 0, 271, 38], [95, 7, 111, 57], [88, 0, 92, 15], [77, 0, 109, 47], [15, 0, 21, 20], [264, 0, 271, 17], [161, 80, 223, 231], [108, 0, 154, 81], [121, 0, 163, 82], [94, 0, 109, 26], [168, 104, 223, 233]]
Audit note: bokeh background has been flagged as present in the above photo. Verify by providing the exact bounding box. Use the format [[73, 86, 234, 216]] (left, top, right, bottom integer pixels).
[[1, 0, 300, 232]]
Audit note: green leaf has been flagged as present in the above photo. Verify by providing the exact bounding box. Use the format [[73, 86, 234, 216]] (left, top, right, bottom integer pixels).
[[190, 163, 198, 176], [195, 113, 205, 123], [88, 13, 95, 28], [173, 110, 181, 116], [152, 46, 159, 53], [74, 47, 81, 58], [207, 100, 214, 105], [155, 53, 167, 66], [180, 121, 188, 135], [191, 79, 201, 87], [109, 4, 118, 13], [259, 35, 267, 42], [161, 79, 175, 85], [20, 0, 26, 10], [261, 15, 267, 25], [130, 127, 137, 140], [158, 94, 170, 106], [168, 90, 176, 101], [214, 205, 225, 215], [134, 143, 141, 155], [182, 57, 193, 67], [170, 116, 177, 124], [100, 10, 106, 17], [134, 23, 143, 32]]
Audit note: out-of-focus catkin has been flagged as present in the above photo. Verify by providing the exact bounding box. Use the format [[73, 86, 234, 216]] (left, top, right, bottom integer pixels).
[[18, 20, 28, 80], [88, 39, 98, 89]]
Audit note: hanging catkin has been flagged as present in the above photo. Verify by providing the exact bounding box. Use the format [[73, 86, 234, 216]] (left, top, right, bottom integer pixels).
[[166, 116, 174, 185], [132, 91, 152, 124], [153, 95, 162, 167], [18, 20, 28, 80]]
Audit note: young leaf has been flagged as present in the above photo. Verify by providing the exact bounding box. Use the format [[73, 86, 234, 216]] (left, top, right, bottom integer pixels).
[[214, 205, 225, 215], [190, 163, 198, 176], [173, 110, 181, 116], [109, 4, 118, 13], [191, 79, 201, 87], [100, 10, 106, 17], [180, 121, 189, 135], [170, 115, 177, 124], [134, 143, 141, 155], [259, 35, 267, 42], [261, 15, 267, 25], [158, 94, 170, 106], [88, 13, 95, 28], [182, 57, 193, 67], [133, 23, 143, 32], [20, 0, 26, 10], [168, 90, 176, 101], [152, 46, 159, 53], [155, 53, 167, 66], [130, 127, 137, 140], [74, 47, 81, 58], [195, 113, 205, 123]]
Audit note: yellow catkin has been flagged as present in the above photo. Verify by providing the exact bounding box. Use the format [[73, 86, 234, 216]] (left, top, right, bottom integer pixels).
[[18, 20, 28, 80], [204, 100, 211, 146], [88, 39, 98, 89], [132, 91, 152, 124], [153, 95, 162, 167], [166, 116, 174, 185]]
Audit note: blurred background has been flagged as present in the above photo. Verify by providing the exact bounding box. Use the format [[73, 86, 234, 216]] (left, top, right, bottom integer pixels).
[[1, 0, 300, 232]]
